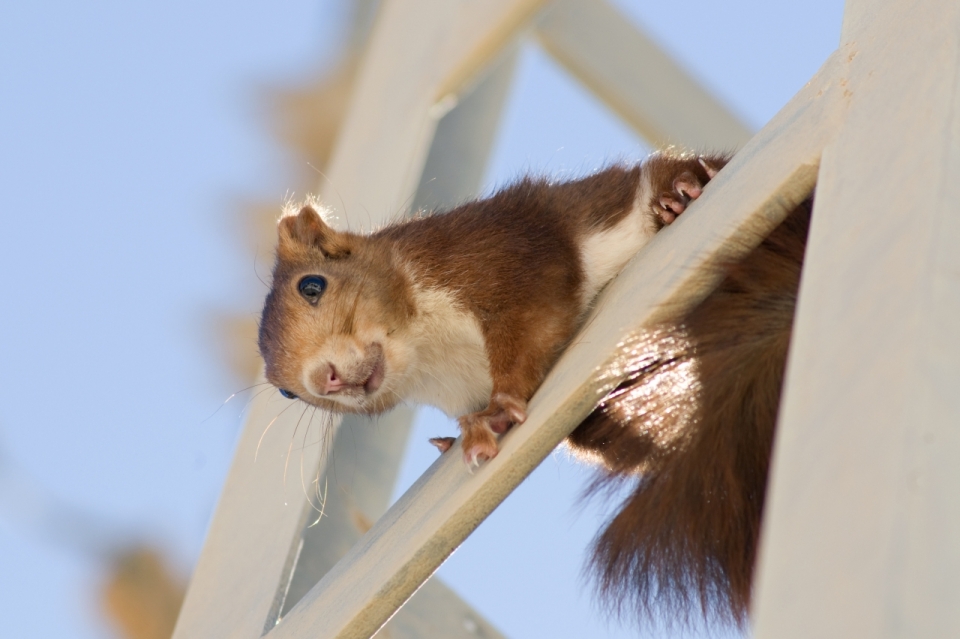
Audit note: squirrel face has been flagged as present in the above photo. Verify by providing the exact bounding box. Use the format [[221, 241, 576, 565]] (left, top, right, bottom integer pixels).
[[259, 204, 417, 414]]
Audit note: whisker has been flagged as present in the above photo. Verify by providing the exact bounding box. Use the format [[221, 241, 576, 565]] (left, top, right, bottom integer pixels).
[[201, 382, 272, 424], [255, 398, 298, 462], [393, 183, 421, 223], [241, 385, 279, 420], [298, 407, 313, 509], [307, 474, 329, 528], [308, 409, 335, 522], [283, 405, 313, 490]]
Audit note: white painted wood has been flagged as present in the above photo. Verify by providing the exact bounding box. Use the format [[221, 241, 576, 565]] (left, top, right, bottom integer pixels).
[[319, 0, 548, 225], [839, 0, 873, 45], [536, 0, 752, 149], [432, 0, 548, 103], [264, 50, 848, 634], [172, 384, 327, 639], [410, 47, 518, 214], [274, 410, 416, 623], [752, 1, 960, 636], [270, 409, 508, 639], [374, 577, 508, 639]]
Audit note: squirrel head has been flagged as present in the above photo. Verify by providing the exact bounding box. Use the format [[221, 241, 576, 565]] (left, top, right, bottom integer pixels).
[[258, 202, 417, 414]]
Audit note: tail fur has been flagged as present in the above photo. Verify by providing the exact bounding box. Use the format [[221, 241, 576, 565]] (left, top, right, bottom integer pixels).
[[567, 198, 812, 626]]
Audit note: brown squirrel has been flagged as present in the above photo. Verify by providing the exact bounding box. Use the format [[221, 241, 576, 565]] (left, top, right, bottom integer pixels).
[[258, 150, 809, 626]]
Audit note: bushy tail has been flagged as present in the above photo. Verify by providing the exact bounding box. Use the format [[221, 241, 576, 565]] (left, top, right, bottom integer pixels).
[[567, 199, 812, 626]]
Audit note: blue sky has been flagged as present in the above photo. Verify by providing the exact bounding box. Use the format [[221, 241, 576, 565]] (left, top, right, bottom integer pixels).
[[0, 1, 843, 637]]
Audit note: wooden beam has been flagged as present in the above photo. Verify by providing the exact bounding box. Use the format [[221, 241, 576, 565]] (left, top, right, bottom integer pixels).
[[839, 0, 874, 45], [410, 46, 519, 215], [173, 387, 327, 639], [433, 0, 547, 101], [752, 1, 960, 636], [320, 0, 547, 225], [264, 46, 849, 639], [271, 410, 416, 625], [536, 0, 752, 149]]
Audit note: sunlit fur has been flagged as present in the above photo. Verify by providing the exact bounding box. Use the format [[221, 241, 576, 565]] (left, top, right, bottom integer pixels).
[[568, 199, 812, 627]]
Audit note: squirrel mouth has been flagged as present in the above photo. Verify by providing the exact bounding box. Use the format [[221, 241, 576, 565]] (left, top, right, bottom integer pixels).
[[305, 342, 386, 403]]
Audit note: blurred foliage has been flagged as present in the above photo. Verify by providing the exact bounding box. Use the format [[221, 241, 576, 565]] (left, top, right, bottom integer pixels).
[[102, 547, 186, 639]]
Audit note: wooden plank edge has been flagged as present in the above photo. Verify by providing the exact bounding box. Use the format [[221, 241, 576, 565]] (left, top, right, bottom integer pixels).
[[535, 0, 752, 149], [433, 0, 550, 101]]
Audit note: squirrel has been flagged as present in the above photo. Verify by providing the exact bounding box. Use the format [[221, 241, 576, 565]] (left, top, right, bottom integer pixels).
[[257, 150, 809, 625]]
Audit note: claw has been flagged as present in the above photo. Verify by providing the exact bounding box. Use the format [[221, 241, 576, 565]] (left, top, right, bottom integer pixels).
[[464, 453, 479, 474], [659, 195, 686, 214], [673, 171, 702, 200], [462, 443, 496, 469], [489, 393, 527, 433], [698, 156, 719, 179], [456, 394, 524, 467]]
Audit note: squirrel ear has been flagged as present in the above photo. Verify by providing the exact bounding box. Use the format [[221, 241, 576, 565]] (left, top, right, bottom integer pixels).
[[278, 204, 351, 258]]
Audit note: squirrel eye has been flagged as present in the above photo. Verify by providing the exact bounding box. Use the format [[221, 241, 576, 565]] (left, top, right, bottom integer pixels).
[[297, 275, 327, 304], [278, 388, 298, 400]]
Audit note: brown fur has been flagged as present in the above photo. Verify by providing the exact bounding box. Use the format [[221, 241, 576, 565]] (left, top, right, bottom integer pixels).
[[568, 198, 811, 626], [380, 167, 641, 402]]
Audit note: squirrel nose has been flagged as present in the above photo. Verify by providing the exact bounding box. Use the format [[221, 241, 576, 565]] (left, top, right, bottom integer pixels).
[[321, 364, 344, 394]]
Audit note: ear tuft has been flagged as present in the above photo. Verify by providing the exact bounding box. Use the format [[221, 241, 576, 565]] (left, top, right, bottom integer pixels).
[[277, 203, 352, 258], [279, 204, 327, 246]]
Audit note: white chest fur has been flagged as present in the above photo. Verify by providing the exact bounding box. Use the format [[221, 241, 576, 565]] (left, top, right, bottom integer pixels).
[[579, 175, 658, 303], [402, 284, 493, 417], [393, 178, 656, 417]]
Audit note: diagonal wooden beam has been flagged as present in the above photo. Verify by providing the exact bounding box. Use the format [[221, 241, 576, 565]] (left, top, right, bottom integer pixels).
[[536, 0, 752, 149], [432, 0, 547, 102], [265, 44, 851, 639], [319, 0, 548, 225], [173, 383, 327, 639]]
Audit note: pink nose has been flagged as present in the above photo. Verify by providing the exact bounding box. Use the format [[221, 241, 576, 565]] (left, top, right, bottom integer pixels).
[[320, 364, 344, 394]]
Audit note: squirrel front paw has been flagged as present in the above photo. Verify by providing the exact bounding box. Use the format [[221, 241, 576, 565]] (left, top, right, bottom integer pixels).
[[457, 393, 528, 468], [648, 154, 726, 226]]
